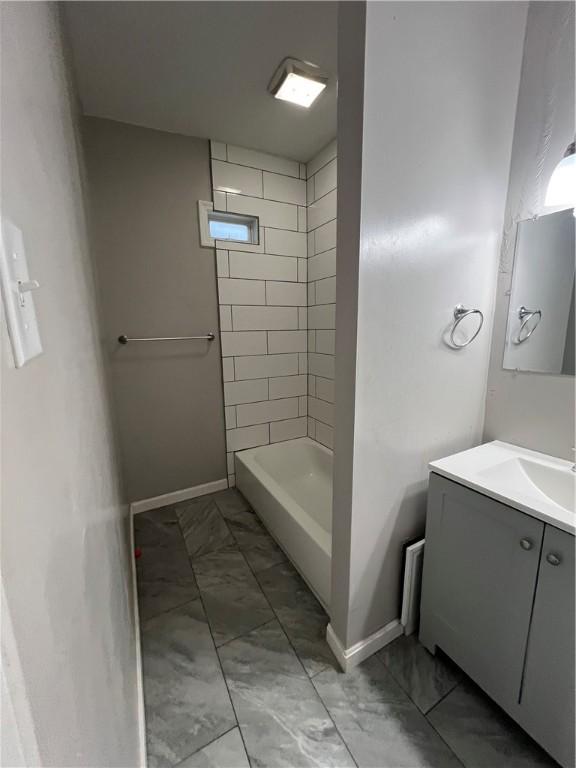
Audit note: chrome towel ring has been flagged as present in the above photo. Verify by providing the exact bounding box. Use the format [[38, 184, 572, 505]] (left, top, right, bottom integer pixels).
[[449, 305, 484, 348], [514, 306, 542, 344]]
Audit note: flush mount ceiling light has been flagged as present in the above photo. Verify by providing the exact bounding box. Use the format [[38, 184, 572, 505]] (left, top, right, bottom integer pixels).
[[268, 57, 328, 108], [545, 140, 576, 208]]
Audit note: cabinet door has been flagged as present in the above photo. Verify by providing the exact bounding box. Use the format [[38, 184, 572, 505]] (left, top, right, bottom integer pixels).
[[420, 474, 544, 708], [519, 525, 575, 768]]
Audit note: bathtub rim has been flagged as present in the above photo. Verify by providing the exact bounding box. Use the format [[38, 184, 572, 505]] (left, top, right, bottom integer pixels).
[[234, 436, 333, 558]]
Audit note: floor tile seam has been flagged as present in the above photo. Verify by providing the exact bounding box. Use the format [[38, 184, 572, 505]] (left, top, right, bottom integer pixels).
[[374, 649, 463, 717], [422, 679, 464, 718], [171, 725, 239, 768], [271, 620, 360, 768], [213, 617, 278, 651], [140, 594, 204, 627], [193, 579, 254, 768], [423, 710, 468, 768]]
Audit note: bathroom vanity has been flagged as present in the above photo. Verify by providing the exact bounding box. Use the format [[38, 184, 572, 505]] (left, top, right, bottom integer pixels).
[[420, 441, 575, 768]]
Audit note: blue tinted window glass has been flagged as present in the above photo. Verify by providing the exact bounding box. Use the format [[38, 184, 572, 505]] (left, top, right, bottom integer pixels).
[[209, 219, 250, 242]]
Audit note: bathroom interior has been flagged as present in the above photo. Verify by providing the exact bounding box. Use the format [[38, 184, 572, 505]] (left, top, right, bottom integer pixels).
[[2, 1, 575, 767]]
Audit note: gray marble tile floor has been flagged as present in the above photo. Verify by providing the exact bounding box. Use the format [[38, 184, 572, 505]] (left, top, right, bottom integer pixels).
[[135, 488, 559, 768]]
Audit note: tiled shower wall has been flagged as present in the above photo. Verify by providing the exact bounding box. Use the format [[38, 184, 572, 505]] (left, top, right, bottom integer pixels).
[[210, 141, 309, 486], [210, 139, 337, 485], [306, 141, 337, 449]]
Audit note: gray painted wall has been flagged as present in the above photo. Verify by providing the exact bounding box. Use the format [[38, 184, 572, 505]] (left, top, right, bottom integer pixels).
[[1, 5, 140, 764], [484, 2, 575, 460], [82, 118, 227, 502], [332, 1, 527, 649]]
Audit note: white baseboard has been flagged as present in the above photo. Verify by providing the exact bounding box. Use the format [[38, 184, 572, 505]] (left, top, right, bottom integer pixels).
[[326, 619, 403, 673], [129, 511, 147, 766], [130, 478, 228, 515]]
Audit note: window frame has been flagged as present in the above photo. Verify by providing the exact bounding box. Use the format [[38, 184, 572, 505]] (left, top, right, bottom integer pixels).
[[198, 200, 260, 247]]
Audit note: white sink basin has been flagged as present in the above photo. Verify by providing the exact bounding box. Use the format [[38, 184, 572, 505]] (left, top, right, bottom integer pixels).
[[430, 441, 575, 534]]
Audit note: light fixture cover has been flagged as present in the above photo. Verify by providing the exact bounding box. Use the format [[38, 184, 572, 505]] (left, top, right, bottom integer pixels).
[[545, 141, 576, 208], [269, 58, 327, 108]]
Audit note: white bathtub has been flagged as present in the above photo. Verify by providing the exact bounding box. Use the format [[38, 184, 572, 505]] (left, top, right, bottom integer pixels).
[[235, 437, 332, 608]]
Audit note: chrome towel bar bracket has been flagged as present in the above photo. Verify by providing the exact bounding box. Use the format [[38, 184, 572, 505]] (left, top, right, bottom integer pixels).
[[449, 305, 484, 348], [514, 306, 542, 344], [118, 333, 215, 344]]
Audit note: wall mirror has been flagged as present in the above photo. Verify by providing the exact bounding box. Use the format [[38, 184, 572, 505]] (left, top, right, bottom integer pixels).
[[503, 209, 575, 375]]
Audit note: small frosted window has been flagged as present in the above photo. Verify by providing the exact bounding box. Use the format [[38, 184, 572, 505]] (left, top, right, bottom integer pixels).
[[206, 210, 259, 245], [209, 219, 251, 242]]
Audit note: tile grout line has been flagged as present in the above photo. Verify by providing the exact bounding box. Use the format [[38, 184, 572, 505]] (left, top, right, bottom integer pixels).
[[373, 650, 467, 768], [171, 725, 238, 768], [175, 503, 255, 768]]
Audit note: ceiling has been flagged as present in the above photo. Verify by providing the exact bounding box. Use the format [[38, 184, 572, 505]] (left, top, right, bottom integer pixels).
[[63, 2, 338, 162]]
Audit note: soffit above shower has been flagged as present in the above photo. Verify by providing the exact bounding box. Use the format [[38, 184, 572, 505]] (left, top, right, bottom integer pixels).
[[63, 1, 337, 163]]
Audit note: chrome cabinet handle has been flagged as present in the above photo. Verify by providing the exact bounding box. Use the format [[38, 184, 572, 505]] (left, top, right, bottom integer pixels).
[[520, 538, 533, 551], [546, 552, 561, 566]]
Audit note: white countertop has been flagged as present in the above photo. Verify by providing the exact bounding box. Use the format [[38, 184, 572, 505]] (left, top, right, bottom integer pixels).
[[430, 441, 575, 535]]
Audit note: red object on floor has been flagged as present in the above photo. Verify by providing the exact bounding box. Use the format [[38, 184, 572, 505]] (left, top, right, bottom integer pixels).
[[134, 547, 142, 559]]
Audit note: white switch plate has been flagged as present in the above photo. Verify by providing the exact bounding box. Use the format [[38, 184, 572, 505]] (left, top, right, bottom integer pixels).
[[0, 219, 43, 367]]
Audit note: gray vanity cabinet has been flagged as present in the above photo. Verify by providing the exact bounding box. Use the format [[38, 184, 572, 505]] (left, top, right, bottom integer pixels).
[[420, 473, 575, 768], [419, 473, 544, 709], [519, 524, 575, 768]]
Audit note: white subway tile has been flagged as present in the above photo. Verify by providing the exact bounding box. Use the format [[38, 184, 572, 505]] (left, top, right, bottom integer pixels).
[[308, 189, 337, 231], [309, 352, 335, 379], [316, 329, 336, 355], [298, 352, 308, 374], [298, 206, 307, 232], [306, 176, 315, 206], [308, 375, 316, 396], [264, 229, 306, 258], [307, 140, 337, 177], [227, 452, 235, 474], [270, 417, 307, 443], [217, 238, 264, 253], [308, 329, 316, 352], [298, 259, 307, 283], [225, 406, 237, 429], [309, 397, 334, 426], [220, 331, 267, 357], [315, 376, 335, 403], [307, 230, 315, 256], [229, 252, 297, 281], [308, 304, 336, 330], [222, 358, 235, 382], [218, 278, 265, 305], [224, 378, 268, 405], [234, 354, 299, 380], [263, 172, 306, 205], [298, 307, 308, 329], [308, 249, 336, 281], [236, 398, 298, 427], [227, 145, 300, 177], [226, 424, 269, 452], [267, 330, 307, 353], [315, 421, 334, 449], [314, 220, 336, 254], [232, 306, 298, 331], [210, 141, 227, 160], [266, 281, 307, 306], [299, 163, 306, 180], [298, 396, 307, 416], [307, 281, 316, 306], [307, 417, 316, 439], [269, 374, 307, 399], [213, 191, 227, 210], [227, 194, 298, 230], [212, 160, 263, 197], [219, 305, 232, 332], [315, 276, 336, 304], [216, 249, 229, 277], [313, 158, 337, 200]]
